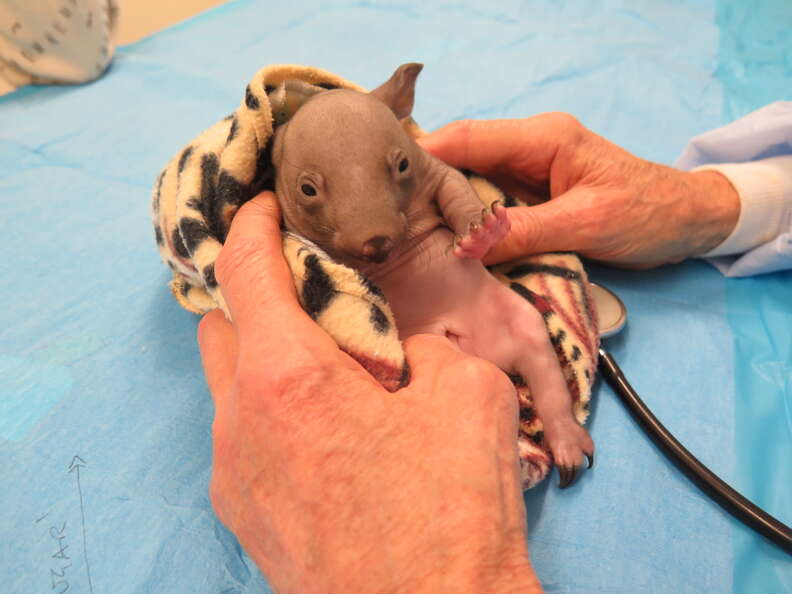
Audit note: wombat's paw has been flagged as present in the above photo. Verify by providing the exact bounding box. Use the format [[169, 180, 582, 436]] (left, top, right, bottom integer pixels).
[[454, 202, 510, 259], [543, 418, 595, 488]]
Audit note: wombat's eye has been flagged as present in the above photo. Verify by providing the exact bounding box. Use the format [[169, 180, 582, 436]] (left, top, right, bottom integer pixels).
[[301, 183, 317, 196], [398, 158, 409, 172]]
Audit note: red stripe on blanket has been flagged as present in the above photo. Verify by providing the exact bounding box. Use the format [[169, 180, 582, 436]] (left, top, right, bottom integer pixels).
[[537, 274, 594, 357], [341, 349, 406, 393]]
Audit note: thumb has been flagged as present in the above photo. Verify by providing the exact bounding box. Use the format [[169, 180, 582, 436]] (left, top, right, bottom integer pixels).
[[483, 187, 597, 264], [198, 309, 238, 406]]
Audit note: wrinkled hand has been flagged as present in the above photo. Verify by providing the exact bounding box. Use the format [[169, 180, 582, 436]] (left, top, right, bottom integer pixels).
[[420, 114, 739, 268], [198, 192, 542, 594]]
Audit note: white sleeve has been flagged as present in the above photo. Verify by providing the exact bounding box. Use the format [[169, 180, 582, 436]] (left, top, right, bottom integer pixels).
[[0, 0, 118, 95], [675, 102, 792, 277]]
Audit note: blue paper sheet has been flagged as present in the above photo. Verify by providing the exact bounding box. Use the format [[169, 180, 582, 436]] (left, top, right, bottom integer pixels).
[[1, 1, 790, 592]]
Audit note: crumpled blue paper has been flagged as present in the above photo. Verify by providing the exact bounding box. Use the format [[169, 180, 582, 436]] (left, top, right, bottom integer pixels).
[[1, 0, 790, 592]]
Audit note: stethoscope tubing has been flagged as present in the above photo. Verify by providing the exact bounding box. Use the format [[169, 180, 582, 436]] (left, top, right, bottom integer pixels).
[[598, 349, 792, 555]]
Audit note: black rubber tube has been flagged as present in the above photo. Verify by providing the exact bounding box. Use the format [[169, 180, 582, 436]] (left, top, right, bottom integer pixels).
[[598, 349, 792, 555]]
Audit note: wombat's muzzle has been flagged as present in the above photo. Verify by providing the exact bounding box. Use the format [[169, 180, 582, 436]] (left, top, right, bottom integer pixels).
[[361, 235, 393, 263]]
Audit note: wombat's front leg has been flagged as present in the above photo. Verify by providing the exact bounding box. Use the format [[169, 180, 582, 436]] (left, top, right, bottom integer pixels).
[[434, 167, 510, 259]]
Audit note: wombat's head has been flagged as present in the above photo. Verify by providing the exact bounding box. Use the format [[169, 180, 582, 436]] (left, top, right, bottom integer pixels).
[[272, 63, 424, 265]]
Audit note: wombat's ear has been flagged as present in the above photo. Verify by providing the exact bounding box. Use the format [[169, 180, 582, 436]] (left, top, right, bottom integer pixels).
[[370, 63, 423, 120]]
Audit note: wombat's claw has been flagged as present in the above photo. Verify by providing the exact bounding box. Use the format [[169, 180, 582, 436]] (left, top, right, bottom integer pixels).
[[558, 453, 593, 489], [545, 418, 594, 489], [454, 202, 511, 259], [558, 465, 579, 489], [446, 235, 462, 256]]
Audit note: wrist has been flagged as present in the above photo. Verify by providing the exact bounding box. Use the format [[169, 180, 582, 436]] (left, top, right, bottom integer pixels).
[[684, 169, 740, 256]]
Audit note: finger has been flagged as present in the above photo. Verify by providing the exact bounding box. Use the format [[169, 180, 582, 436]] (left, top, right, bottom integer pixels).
[[484, 173, 549, 206], [417, 113, 583, 183], [482, 186, 597, 265], [198, 309, 238, 405], [216, 192, 337, 354]]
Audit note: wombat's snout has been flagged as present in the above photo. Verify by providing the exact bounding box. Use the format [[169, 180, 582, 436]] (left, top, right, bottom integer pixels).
[[361, 235, 393, 263]]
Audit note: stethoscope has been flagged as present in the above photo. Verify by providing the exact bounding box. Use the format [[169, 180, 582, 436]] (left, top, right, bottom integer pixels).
[[590, 284, 792, 555]]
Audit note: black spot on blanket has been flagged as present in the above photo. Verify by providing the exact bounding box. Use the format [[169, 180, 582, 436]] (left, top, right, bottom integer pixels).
[[154, 225, 163, 245], [317, 82, 338, 90], [507, 263, 580, 282], [369, 304, 390, 333], [530, 431, 544, 445], [550, 329, 566, 347], [178, 218, 212, 254], [503, 193, 517, 208], [201, 153, 219, 204], [178, 146, 194, 175], [245, 85, 260, 110], [509, 282, 536, 304], [203, 263, 217, 289], [302, 254, 338, 319], [226, 117, 239, 144], [217, 170, 247, 208], [571, 345, 581, 361], [172, 227, 189, 259], [250, 138, 276, 194], [358, 273, 385, 300], [196, 154, 224, 238]]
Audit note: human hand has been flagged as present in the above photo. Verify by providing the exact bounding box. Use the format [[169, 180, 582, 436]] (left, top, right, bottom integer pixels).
[[419, 115, 740, 268], [198, 192, 543, 594]]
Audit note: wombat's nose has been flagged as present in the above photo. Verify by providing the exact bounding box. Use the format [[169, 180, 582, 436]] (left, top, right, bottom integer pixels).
[[361, 235, 393, 263]]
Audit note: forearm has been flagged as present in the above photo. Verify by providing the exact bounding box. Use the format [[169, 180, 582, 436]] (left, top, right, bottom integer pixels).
[[434, 166, 490, 236]]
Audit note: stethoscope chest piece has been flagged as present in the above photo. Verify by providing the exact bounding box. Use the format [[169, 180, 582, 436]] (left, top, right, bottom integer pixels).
[[589, 283, 627, 338]]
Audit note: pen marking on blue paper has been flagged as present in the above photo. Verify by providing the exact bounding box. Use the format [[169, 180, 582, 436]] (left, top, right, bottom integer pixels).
[[68, 455, 94, 594], [35, 512, 50, 524], [47, 520, 71, 593]]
